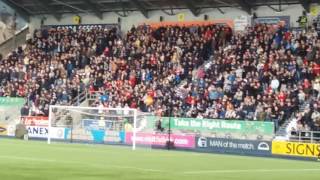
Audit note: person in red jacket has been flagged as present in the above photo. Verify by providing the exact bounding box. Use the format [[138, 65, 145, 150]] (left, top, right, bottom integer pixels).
[[278, 91, 286, 103], [312, 62, 320, 76]]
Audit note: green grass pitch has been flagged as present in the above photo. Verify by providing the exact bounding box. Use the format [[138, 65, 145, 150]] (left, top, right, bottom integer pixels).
[[0, 139, 320, 180]]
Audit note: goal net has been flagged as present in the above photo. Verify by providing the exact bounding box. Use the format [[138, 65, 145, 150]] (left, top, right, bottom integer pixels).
[[48, 105, 144, 150]]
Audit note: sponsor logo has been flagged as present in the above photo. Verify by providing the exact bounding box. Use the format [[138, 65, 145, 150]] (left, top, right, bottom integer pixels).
[[7, 125, 15, 136], [258, 142, 270, 151], [195, 137, 272, 156], [105, 130, 125, 143], [0, 125, 7, 135], [197, 137, 207, 148], [26, 126, 67, 139], [28, 126, 48, 137], [0, 126, 6, 133], [56, 129, 64, 138]]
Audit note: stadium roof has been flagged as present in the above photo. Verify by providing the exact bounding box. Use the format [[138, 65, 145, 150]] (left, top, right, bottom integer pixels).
[[2, 0, 318, 22]]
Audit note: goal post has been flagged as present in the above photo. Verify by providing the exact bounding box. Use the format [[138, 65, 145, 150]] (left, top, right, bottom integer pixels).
[[133, 108, 137, 150], [47, 105, 139, 150]]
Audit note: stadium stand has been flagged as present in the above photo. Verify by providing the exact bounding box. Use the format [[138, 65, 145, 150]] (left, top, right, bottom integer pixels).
[[0, 14, 320, 134], [0, 24, 227, 115]]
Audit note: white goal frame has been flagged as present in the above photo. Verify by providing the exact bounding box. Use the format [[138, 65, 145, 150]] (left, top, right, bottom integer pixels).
[[47, 105, 138, 150]]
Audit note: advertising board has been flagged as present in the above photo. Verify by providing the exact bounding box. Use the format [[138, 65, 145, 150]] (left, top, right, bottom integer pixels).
[[82, 119, 117, 130], [104, 130, 125, 143], [0, 97, 25, 106], [125, 132, 195, 148], [234, 15, 249, 31], [146, 116, 274, 136], [42, 24, 120, 30], [27, 126, 69, 140], [22, 116, 48, 127], [253, 16, 290, 28], [195, 137, 271, 156], [86, 130, 125, 143], [272, 141, 320, 158]]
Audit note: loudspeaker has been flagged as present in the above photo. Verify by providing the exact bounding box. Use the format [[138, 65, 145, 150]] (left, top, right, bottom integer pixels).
[[40, 17, 46, 27], [204, 14, 208, 20], [160, 16, 164, 22], [253, 12, 257, 19], [118, 17, 121, 24], [73, 15, 81, 25]]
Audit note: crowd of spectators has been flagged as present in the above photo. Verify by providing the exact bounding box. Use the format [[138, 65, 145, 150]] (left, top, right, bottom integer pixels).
[[1, 21, 320, 132], [89, 25, 230, 113], [2, 25, 119, 116], [172, 24, 320, 131], [2, 24, 228, 117]]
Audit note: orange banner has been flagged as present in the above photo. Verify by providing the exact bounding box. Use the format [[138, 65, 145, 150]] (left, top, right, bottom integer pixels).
[[143, 19, 234, 29]]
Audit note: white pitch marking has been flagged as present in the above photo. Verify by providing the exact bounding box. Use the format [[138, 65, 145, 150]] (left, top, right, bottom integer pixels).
[[0, 155, 58, 162], [110, 165, 163, 172], [1, 155, 319, 175], [182, 168, 320, 174], [0, 155, 163, 173]]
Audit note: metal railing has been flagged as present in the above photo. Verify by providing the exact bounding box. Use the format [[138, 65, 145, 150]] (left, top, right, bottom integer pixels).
[[69, 90, 88, 106], [86, 90, 104, 100], [85, 90, 106, 106], [289, 130, 320, 143]]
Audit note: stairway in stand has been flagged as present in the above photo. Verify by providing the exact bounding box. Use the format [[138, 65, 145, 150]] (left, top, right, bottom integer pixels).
[[275, 98, 312, 140]]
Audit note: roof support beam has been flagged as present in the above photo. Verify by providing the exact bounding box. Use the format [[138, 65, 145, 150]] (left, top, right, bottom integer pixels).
[[119, 0, 129, 17], [130, 0, 149, 18], [236, 0, 252, 14], [53, 0, 89, 13], [299, 0, 311, 13], [217, 8, 225, 14], [82, 0, 103, 19], [185, 0, 201, 17], [1, 0, 30, 22], [35, 0, 62, 21], [213, 0, 250, 14]]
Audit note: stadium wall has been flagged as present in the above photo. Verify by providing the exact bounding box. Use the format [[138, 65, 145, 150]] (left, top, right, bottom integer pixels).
[[29, 4, 304, 33]]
